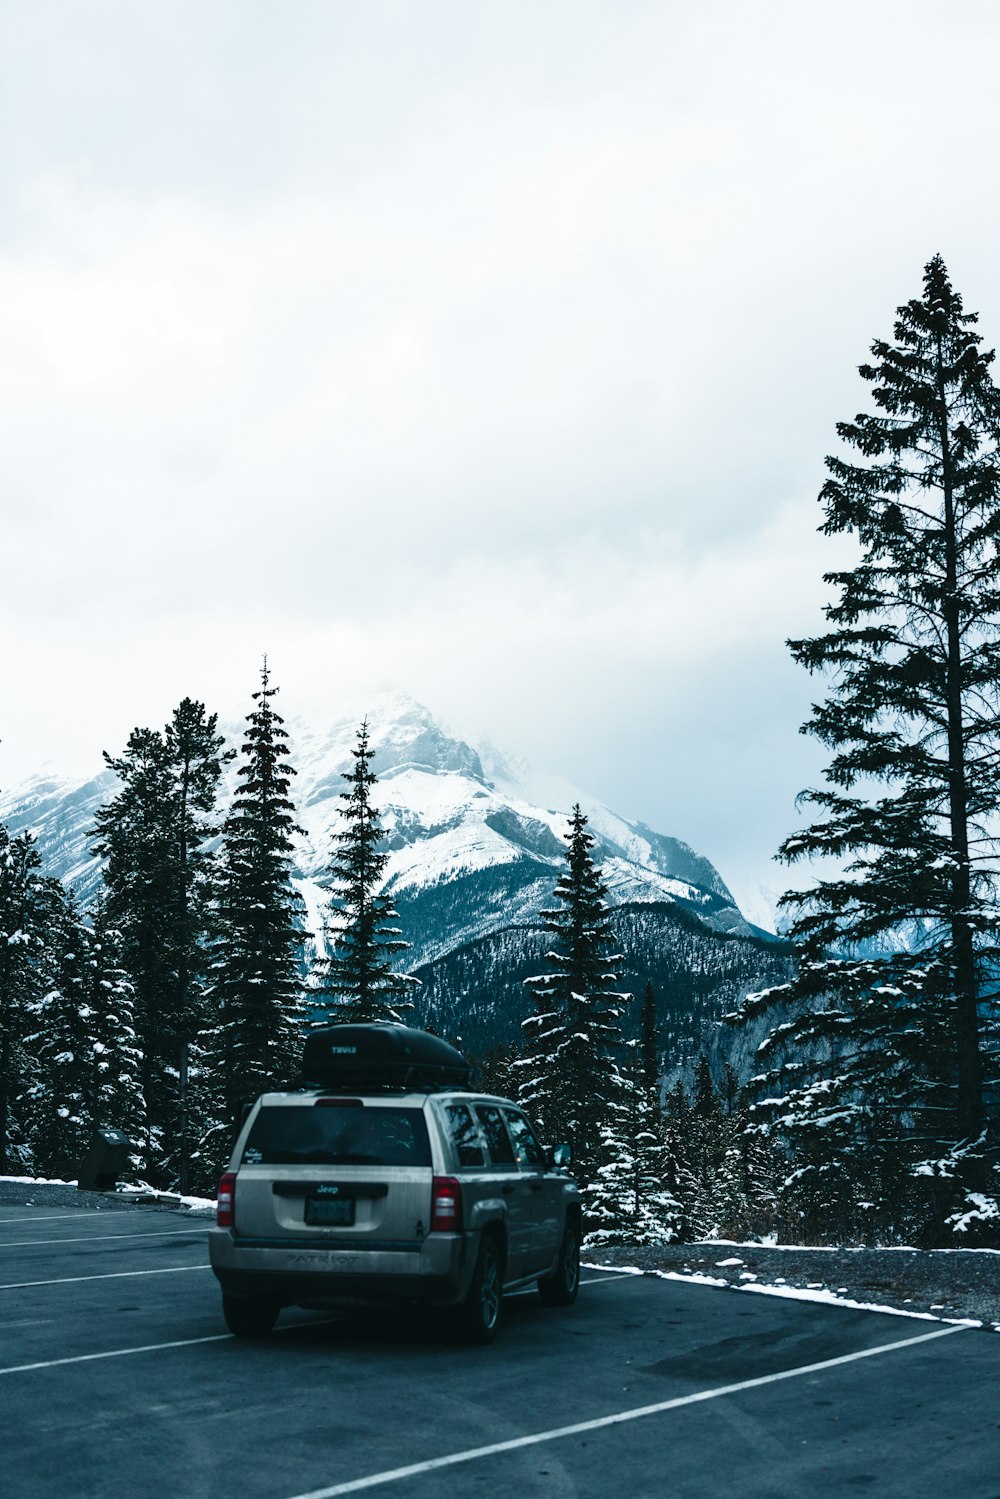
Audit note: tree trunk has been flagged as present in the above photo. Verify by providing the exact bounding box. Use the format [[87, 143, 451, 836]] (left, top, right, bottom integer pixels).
[[935, 329, 984, 1149], [0, 1022, 9, 1175]]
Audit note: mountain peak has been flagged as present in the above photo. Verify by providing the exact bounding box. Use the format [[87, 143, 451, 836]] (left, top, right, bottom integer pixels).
[[286, 694, 486, 813], [0, 695, 765, 948]]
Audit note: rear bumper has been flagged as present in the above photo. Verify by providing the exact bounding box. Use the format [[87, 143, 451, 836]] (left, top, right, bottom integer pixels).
[[208, 1227, 473, 1308]]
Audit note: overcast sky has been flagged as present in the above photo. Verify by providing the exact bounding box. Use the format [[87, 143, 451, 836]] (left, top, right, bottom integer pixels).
[[3, 0, 1000, 917]]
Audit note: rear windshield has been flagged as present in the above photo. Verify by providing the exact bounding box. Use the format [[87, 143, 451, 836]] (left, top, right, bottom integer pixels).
[[241, 1105, 431, 1167]]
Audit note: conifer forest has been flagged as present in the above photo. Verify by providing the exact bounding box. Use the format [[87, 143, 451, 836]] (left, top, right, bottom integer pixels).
[[3, 257, 1000, 1248]]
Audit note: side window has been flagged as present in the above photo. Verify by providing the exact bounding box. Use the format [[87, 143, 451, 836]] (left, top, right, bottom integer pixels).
[[445, 1104, 486, 1168], [475, 1105, 516, 1166], [503, 1109, 545, 1169]]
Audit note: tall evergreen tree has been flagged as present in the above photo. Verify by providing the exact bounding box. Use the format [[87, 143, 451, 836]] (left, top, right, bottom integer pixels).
[[692, 1054, 716, 1117], [720, 1062, 740, 1114], [584, 1018, 683, 1247], [519, 804, 627, 1184], [84, 899, 144, 1154], [92, 726, 175, 1168], [201, 663, 305, 1146], [583, 1079, 684, 1247], [736, 257, 1000, 1234], [24, 892, 143, 1179], [0, 822, 61, 1172], [681, 1061, 730, 1237], [92, 701, 230, 1181], [25, 886, 94, 1178], [316, 720, 412, 1024], [165, 698, 233, 1045]]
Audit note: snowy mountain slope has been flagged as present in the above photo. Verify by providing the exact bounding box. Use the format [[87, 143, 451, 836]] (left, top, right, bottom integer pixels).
[[0, 767, 117, 905], [0, 693, 771, 975]]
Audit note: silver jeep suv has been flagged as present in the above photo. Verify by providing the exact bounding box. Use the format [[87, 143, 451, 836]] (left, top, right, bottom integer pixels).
[[209, 1027, 582, 1344]]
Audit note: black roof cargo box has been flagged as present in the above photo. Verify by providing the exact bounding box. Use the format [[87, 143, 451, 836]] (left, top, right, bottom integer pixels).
[[301, 1024, 471, 1092]]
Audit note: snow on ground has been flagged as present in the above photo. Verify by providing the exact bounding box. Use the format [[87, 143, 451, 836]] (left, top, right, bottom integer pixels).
[[737, 1280, 981, 1325], [0, 1175, 215, 1213], [583, 1259, 991, 1329], [0, 1173, 81, 1187], [586, 1240, 1000, 1332]]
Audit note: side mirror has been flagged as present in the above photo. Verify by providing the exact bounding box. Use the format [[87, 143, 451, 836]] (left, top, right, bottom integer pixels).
[[552, 1143, 572, 1170]]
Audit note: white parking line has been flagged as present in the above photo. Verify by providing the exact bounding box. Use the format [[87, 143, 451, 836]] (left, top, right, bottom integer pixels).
[[577, 1272, 637, 1287], [0, 1315, 340, 1376], [0, 1331, 233, 1375], [284, 1323, 970, 1499], [0, 1227, 211, 1249], [0, 1265, 213, 1291], [507, 1271, 637, 1299], [0, 1211, 112, 1226]]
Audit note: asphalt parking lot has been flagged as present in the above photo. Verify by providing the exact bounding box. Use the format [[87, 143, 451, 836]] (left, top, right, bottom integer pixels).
[[2, 1198, 999, 1499]]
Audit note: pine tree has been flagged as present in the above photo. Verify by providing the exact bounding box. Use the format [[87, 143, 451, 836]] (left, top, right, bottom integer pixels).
[[665, 1078, 690, 1121], [661, 1112, 698, 1240], [692, 1054, 716, 1117], [519, 804, 628, 1185], [695, 1104, 788, 1242], [92, 726, 175, 1170], [24, 887, 95, 1178], [92, 701, 230, 1182], [583, 1051, 684, 1247], [630, 1097, 684, 1243], [165, 698, 234, 1044], [200, 662, 306, 1161], [316, 720, 413, 1024], [24, 888, 148, 1181], [471, 1039, 520, 1100], [683, 1061, 730, 1237], [0, 821, 61, 1173], [85, 899, 144, 1157], [721, 1062, 740, 1114], [735, 257, 1000, 1236]]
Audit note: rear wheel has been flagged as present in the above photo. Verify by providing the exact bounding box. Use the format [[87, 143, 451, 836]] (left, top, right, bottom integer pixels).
[[454, 1235, 503, 1344], [538, 1218, 580, 1306], [222, 1294, 280, 1338]]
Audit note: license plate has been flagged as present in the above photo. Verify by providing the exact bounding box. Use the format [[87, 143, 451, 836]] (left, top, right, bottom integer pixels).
[[305, 1195, 355, 1226]]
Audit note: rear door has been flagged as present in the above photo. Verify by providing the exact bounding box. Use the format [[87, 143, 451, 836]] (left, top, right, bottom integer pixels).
[[502, 1107, 563, 1274], [474, 1103, 534, 1281], [233, 1097, 433, 1246]]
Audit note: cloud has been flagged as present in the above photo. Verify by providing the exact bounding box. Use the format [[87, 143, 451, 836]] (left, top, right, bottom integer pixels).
[[3, 0, 1000, 902]]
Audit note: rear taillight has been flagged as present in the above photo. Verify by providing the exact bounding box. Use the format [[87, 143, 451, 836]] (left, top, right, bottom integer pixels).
[[217, 1171, 237, 1229], [430, 1176, 462, 1233]]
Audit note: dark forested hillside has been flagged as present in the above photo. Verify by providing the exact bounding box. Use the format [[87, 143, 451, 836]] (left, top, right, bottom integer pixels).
[[415, 897, 791, 1072]]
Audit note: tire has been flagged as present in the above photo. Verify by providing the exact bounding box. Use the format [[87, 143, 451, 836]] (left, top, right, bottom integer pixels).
[[222, 1294, 280, 1338], [454, 1235, 504, 1345], [538, 1217, 580, 1307]]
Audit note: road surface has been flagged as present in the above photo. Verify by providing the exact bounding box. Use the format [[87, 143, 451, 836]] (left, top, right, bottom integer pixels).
[[1, 1198, 998, 1498]]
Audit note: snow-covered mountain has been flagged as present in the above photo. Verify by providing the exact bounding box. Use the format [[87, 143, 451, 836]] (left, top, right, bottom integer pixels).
[[0, 692, 762, 946], [1, 694, 784, 1060]]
